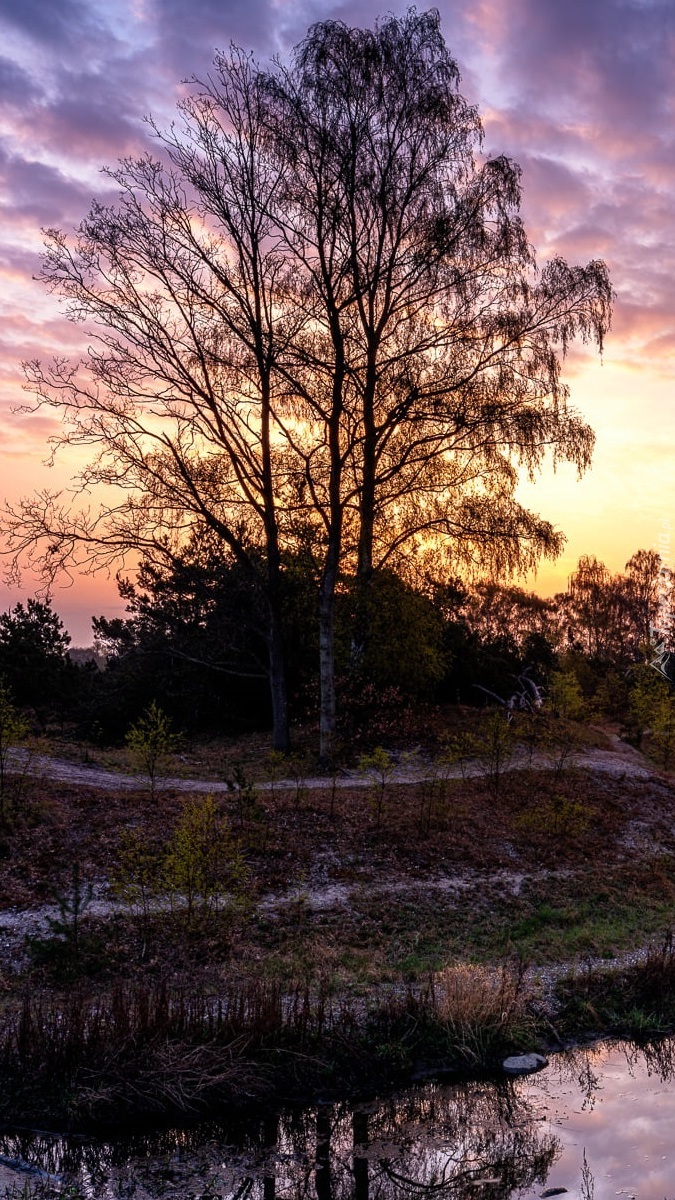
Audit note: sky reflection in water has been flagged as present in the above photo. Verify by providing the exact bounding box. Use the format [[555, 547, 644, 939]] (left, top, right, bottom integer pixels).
[[2, 1040, 675, 1197]]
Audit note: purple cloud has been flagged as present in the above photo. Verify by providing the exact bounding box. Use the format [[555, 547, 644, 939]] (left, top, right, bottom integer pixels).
[[150, 0, 282, 75], [0, 0, 94, 47], [0, 55, 43, 108]]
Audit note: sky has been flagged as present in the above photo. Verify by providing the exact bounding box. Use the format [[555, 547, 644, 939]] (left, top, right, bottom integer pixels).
[[0, 0, 673, 642]]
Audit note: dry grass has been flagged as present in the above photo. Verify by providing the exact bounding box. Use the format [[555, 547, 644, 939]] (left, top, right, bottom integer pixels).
[[0, 978, 337, 1122], [0, 959, 545, 1127], [425, 961, 534, 1064]]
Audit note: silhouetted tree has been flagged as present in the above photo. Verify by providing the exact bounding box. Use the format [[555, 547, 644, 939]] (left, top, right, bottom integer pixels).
[[624, 548, 666, 652], [3, 10, 611, 757], [265, 11, 610, 754], [92, 532, 317, 736], [5, 52, 297, 749], [0, 598, 73, 713]]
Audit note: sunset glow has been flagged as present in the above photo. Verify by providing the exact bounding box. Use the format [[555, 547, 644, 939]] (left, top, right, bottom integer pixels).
[[1, 0, 673, 641]]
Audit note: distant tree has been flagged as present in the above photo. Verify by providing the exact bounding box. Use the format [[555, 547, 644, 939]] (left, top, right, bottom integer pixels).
[[558, 550, 671, 669], [561, 556, 631, 660], [93, 537, 270, 735], [434, 579, 557, 705], [624, 549, 665, 653], [339, 570, 446, 699], [0, 598, 72, 711], [91, 530, 319, 736], [459, 583, 558, 649]]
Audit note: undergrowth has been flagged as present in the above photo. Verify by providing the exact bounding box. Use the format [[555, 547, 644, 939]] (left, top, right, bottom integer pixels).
[[555, 933, 675, 1039], [0, 962, 539, 1127]]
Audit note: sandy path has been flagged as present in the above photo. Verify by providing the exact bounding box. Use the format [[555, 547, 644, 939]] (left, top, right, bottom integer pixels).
[[6, 733, 655, 793]]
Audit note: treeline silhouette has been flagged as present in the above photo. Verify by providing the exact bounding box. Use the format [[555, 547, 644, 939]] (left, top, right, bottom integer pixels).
[[0, 546, 670, 748]]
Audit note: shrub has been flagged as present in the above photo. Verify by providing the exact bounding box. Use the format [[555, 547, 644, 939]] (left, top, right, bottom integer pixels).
[[163, 795, 250, 932], [625, 664, 671, 750], [111, 828, 163, 949], [477, 710, 515, 795], [0, 678, 29, 824], [428, 962, 532, 1063], [358, 747, 396, 831], [547, 670, 586, 721], [125, 701, 179, 798]]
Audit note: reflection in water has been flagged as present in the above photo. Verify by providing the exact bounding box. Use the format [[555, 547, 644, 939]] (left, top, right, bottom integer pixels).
[[3, 1039, 675, 1197], [0, 1079, 557, 1198]]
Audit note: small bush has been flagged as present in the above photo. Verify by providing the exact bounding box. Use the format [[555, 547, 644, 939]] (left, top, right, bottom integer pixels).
[[428, 961, 532, 1063], [516, 793, 591, 841], [358, 747, 395, 831], [111, 828, 162, 949], [477, 711, 515, 796], [547, 670, 586, 721], [125, 701, 179, 798], [0, 679, 29, 825], [163, 795, 250, 932]]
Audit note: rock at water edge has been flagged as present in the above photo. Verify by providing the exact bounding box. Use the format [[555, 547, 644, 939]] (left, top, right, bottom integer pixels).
[[502, 1053, 548, 1075]]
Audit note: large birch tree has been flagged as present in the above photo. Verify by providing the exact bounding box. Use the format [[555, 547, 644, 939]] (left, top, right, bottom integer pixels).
[[3, 10, 611, 758]]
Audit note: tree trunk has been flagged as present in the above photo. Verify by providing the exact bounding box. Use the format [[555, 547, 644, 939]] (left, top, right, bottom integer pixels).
[[262, 1111, 278, 1200], [352, 349, 377, 668], [315, 1105, 332, 1200], [356, 340, 377, 580], [268, 597, 290, 752], [319, 569, 337, 763], [261, 344, 290, 752], [318, 330, 345, 763], [353, 1109, 369, 1200]]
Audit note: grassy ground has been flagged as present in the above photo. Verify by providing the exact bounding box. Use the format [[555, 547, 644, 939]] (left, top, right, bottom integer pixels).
[[2, 721, 675, 1125]]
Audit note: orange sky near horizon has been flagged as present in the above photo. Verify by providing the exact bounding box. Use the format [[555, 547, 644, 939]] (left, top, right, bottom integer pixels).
[[0, 0, 673, 644]]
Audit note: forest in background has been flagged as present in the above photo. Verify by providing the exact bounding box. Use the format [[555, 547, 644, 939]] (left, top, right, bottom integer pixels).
[[1, 545, 672, 758]]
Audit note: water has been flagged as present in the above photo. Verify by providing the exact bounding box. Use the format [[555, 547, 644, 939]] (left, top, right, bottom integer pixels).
[[2, 1039, 675, 1198]]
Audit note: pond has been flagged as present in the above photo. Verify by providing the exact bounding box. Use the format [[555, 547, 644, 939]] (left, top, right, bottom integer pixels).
[[1, 1039, 675, 1198]]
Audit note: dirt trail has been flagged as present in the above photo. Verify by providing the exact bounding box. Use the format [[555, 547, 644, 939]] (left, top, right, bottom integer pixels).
[[0, 867, 545, 957], [7, 733, 655, 793], [0, 863, 654, 1001]]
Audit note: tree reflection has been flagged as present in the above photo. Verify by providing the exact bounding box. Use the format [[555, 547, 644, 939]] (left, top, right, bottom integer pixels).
[[627, 1036, 675, 1082], [0, 1077, 559, 1198], [340, 1083, 557, 1199]]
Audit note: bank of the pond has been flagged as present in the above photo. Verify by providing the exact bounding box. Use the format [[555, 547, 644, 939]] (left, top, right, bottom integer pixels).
[[3, 936, 675, 1132]]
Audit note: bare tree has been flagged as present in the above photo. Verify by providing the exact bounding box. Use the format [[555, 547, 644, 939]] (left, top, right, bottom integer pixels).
[[4, 50, 299, 750]]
